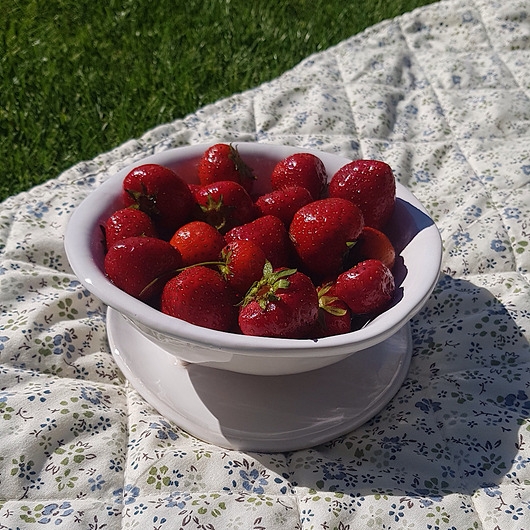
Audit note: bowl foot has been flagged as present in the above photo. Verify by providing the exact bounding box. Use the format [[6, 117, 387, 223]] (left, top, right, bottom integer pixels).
[[107, 307, 412, 452]]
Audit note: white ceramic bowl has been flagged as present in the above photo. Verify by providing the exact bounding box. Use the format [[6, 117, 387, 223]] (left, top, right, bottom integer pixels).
[[64, 143, 441, 376]]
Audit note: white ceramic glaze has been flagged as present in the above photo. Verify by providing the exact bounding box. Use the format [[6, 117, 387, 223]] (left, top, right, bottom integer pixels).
[[64, 143, 442, 376], [107, 307, 413, 452]]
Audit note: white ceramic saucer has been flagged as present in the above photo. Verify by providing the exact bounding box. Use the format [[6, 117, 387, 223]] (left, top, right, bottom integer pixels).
[[107, 307, 412, 453]]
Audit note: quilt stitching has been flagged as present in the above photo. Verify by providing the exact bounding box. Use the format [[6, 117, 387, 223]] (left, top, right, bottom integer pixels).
[[2, 0, 530, 527]]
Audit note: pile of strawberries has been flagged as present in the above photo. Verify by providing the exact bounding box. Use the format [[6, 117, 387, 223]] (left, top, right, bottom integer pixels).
[[102, 143, 397, 339]]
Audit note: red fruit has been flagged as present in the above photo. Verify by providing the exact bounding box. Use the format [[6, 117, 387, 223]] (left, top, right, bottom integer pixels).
[[314, 282, 352, 337], [328, 159, 396, 229], [193, 180, 258, 234], [169, 221, 226, 267], [348, 226, 396, 270], [218, 240, 268, 296], [270, 152, 327, 200], [289, 197, 364, 279], [188, 183, 202, 195], [160, 266, 239, 332], [255, 185, 313, 226], [225, 215, 294, 269], [104, 236, 182, 301], [122, 163, 194, 239], [197, 143, 256, 193], [238, 264, 319, 338], [334, 259, 395, 315], [103, 207, 158, 249]]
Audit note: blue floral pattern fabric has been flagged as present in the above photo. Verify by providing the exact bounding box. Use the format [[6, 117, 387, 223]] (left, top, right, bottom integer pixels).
[[2, 0, 530, 527]]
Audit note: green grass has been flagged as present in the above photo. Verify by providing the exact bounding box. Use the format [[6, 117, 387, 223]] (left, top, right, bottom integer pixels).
[[1, 0, 437, 202]]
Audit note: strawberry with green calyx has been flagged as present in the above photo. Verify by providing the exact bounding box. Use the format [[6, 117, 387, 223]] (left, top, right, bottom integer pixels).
[[161, 265, 239, 332], [217, 240, 268, 296], [271, 152, 327, 200], [225, 214, 295, 269], [289, 197, 364, 280], [104, 236, 182, 302], [328, 159, 396, 230], [334, 259, 395, 315], [102, 207, 158, 250], [122, 163, 194, 239], [255, 185, 313, 227], [193, 180, 258, 234], [313, 282, 352, 337], [238, 262, 319, 338], [197, 143, 257, 194], [169, 221, 226, 268]]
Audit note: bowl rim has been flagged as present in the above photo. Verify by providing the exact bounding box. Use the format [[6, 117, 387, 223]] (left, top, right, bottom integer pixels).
[[64, 142, 442, 357]]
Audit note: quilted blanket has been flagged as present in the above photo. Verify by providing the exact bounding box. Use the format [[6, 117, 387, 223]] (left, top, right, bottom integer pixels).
[[2, 0, 530, 527]]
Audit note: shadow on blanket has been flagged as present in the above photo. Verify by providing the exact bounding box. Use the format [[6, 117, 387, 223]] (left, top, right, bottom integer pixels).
[[196, 274, 529, 503]]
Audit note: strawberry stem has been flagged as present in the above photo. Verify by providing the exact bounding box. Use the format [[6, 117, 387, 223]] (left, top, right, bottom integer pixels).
[[199, 193, 230, 232], [317, 282, 348, 317], [229, 143, 256, 183], [240, 261, 297, 309], [178, 261, 225, 271], [125, 182, 160, 217], [137, 260, 226, 299]]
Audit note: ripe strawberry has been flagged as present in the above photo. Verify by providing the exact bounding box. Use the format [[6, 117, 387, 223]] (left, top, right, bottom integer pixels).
[[104, 236, 182, 301], [197, 143, 256, 193], [188, 182, 202, 195], [103, 207, 158, 250], [217, 240, 268, 296], [225, 214, 295, 269], [255, 185, 313, 226], [328, 159, 396, 229], [122, 163, 194, 239], [270, 152, 327, 200], [238, 263, 319, 338], [313, 282, 352, 337], [289, 197, 364, 279], [160, 266, 239, 332], [334, 259, 395, 315], [347, 226, 396, 270], [193, 180, 257, 234], [169, 221, 226, 268]]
